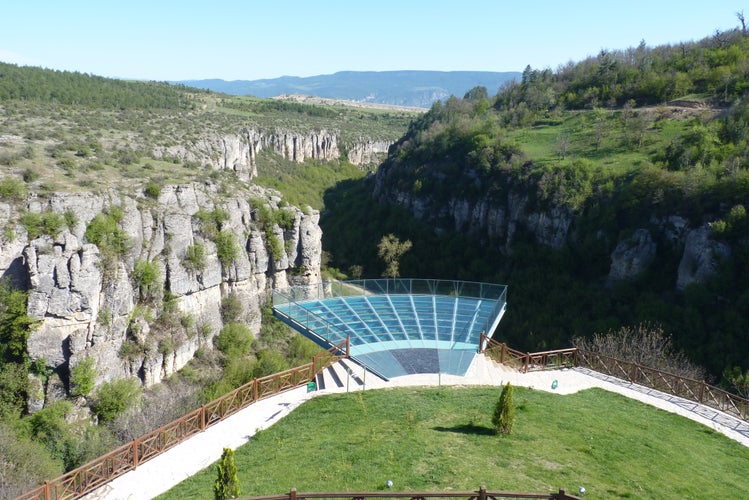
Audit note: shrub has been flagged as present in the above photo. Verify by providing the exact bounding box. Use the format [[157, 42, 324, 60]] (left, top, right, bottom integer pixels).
[[41, 212, 64, 237], [215, 230, 239, 268], [274, 208, 296, 230], [572, 323, 706, 381], [214, 447, 240, 500], [220, 293, 243, 324], [265, 230, 284, 261], [63, 210, 78, 230], [252, 349, 289, 378], [70, 357, 96, 397], [28, 400, 77, 468], [93, 378, 141, 422], [0, 178, 26, 201], [132, 259, 161, 302], [492, 382, 515, 435], [19, 212, 43, 239], [214, 323, 253, 359], [144, 181, 161, 199], [183, 243, 206, 273], [20, 211, 65, 239], [85, 211, 130, 257]]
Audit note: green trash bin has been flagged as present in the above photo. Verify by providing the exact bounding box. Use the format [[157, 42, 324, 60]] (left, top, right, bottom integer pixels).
[[307, 381, 317, 393]]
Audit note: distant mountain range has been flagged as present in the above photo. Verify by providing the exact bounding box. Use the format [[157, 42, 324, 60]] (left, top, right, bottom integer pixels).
[[175, 70, 521, 108]]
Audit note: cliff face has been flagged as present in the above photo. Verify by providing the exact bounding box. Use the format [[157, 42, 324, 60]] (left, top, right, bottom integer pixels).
[[152, 129, 391, 179], [0, 183, 322, 405], [373, 162, 730, 290]]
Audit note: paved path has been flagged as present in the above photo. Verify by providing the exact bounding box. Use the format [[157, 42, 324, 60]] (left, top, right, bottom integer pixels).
[[84, 356, 749, 499]]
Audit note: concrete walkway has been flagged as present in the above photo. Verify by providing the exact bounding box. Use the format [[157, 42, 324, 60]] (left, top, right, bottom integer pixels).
[[84, 355, 749, 499]]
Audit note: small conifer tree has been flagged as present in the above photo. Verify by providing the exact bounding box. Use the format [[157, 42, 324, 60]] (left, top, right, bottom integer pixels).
[[214, 447, 240, 500], [492, 382, 515, 435]]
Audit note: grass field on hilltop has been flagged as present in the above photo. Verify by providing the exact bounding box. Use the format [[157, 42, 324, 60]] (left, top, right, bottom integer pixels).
[[157, 386, 749, 500]]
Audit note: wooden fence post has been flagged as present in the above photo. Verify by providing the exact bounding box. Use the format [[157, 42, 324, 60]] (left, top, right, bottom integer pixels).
[[290, 487, 297, 500], [133, 437, 139, 469], [478, 485, 487, 500], [44, 481, 50, 500], [201, 405, 206, 431]]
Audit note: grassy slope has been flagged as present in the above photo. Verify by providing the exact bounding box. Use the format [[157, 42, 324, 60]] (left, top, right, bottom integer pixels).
[[158, 386, 749, 499]]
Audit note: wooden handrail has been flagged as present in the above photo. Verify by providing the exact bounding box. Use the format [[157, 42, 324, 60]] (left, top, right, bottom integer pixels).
[[15, 338, 349, 500], [240, 486, 582, 500]]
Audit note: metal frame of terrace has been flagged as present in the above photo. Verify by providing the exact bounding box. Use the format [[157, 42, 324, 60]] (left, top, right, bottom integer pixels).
[[272, 279, 508, 379]]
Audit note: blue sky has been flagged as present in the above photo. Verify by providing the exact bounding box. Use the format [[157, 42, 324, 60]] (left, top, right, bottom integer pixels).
[[1, 1, 745, 81]]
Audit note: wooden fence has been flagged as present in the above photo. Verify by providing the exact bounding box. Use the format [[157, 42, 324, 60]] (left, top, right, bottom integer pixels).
[[15, 339, 348, 500], [479, 334, 749, 422], [241, 486, 583, 500]]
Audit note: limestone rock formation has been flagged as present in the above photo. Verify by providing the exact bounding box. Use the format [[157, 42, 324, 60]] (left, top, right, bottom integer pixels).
[[608, 229, 657, 282], [676, 225, 731, 290], [153, 129, 391, 179], [1, 182, 322, 406]]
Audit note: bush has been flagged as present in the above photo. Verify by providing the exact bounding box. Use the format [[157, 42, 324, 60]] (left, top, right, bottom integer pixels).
[[93, 378, 142, 422], [252, 349, 289, 378], [70, 357, 96, 397], [132, 259, 161, 302], [214, 323, 253, 359], [144, 181, 161, 199], [492, 382, 515, 435], [0, 422, 63, 499], [183, 243, 206, 273], [214, 447, 240, 500], [215, 230, 239, 268], [274, 208, 296, 230], [85, 211, 130, 257], [220, 293, 243, 323], [29, 400, 77, 468], [572, 323, 706, 381], [0, 177, 26, 201]]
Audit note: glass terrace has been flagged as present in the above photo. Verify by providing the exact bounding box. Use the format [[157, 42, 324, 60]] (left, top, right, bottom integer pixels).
[[272, 279, 507, 379]]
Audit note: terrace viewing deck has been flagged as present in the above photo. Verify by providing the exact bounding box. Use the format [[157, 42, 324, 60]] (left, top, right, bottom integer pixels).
[[272, 279, 507, 379]]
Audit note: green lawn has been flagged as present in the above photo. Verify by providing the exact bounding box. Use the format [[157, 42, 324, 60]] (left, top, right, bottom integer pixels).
[[158, 386, 749, 499]]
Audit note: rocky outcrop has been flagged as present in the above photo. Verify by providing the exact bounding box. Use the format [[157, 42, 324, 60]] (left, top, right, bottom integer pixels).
[[608, 229, 657, 282], [153, 129, 391, 179], [346, 140, 391, 166], [676, 225, 731, 290], [380, 183, 574, 252], [1, 182, 322, 404], [375, 161, 732, 291]]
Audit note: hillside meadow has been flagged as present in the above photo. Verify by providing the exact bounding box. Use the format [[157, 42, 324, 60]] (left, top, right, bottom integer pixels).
[[158, 386, 749, 499]]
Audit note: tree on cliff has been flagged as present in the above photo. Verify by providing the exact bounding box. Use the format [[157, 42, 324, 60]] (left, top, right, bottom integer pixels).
[[377, 234, 412, 278]]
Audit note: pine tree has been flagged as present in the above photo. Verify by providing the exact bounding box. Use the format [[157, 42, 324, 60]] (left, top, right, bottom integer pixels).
[[214, 447, 240, 500], [492, 382, 515, 435]]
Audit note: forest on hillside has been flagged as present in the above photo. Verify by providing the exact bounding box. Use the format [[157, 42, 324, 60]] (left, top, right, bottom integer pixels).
[[322, 26, 749, 384]]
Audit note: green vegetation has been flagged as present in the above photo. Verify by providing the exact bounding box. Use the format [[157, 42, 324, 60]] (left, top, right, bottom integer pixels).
[[70, 357, 97, 397], [377, 234, 412, 278], [133, 259, 161, 302], [183, 243, 207, 273], [215, 231, 239, 269], [0, 61, 197, 109], [214, 447, 240, 500], [214, 324, 254, 359], [19, 210, 66, 239], [92, 378, 142, 423], [84, 208, 130, 257], [492, 383, 515, 435], [158, 387, 749, 499], [322, 27, 749, 381]]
